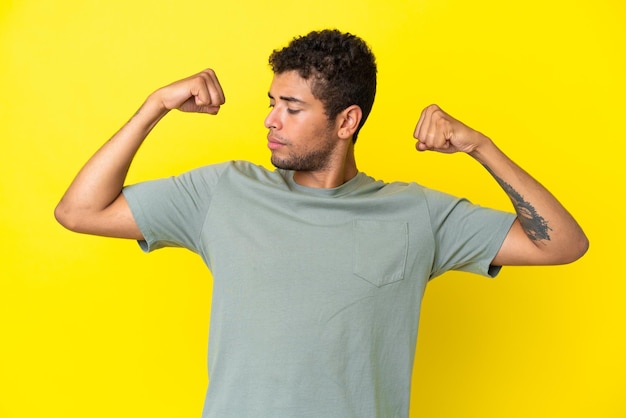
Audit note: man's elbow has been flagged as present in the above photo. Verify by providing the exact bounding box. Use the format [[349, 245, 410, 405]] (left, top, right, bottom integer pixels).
[[54, 197, 141, 240], [568, 234, 590, 263], [54, 202, 71, 230], [54, 201, 83, 233], [554, 233, 589, 265]]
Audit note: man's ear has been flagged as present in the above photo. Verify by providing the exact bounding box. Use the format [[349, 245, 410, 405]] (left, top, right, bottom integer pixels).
[[336, 105, 362, 139]]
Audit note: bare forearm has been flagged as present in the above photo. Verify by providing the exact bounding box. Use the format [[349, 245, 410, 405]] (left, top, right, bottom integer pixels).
[[55, 69, 225, 237], [470, 139, 588, 264], [55, 95, 167, 228], [413, 104, 588, 265]]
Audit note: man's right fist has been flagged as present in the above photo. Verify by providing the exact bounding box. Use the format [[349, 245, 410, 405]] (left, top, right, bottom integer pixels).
[[155, 68, 226, 114]]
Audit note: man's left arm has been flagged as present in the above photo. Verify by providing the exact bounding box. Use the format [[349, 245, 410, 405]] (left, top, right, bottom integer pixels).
[[414, 104, 589, 266]]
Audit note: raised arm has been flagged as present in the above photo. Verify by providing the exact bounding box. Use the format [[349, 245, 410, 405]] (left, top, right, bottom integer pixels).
[[413, 104, 588, 266], [55, 69, 225, 239]]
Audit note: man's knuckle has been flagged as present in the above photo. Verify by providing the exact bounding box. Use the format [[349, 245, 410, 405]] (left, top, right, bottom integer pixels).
[[435, 117, 447, 129]]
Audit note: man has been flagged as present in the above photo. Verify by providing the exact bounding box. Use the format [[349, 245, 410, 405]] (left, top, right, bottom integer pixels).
[[55, 29, 588, 417]]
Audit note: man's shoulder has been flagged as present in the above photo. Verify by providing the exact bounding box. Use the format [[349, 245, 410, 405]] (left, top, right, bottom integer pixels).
[[188, 160, 275, 178], [188, 160, 288, 190], [381, 178, 460, 200], [367, 176, 429, 197]]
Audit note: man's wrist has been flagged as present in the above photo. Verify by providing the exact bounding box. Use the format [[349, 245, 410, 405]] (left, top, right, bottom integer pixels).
[[128, 93, 170, 131], [468, 135, 498, 165]]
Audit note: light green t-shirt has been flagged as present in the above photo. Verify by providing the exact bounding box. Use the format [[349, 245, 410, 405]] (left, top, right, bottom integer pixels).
[[123, 160, 515, 418]]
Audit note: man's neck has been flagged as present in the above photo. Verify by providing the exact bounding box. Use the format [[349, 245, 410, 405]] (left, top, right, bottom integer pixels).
[[292, 148, 358, 189]]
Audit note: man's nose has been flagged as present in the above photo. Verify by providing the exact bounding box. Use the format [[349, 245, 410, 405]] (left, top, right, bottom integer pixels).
[[264, 107, 281, 130]]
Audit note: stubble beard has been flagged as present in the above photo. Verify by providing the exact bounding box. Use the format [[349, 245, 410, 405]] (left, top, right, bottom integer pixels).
[[271, 144, 335, 172], [270, 128, 338, 172]]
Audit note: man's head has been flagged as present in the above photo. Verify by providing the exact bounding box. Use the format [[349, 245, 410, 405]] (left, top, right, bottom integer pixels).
[[268, 29, 377, 143]]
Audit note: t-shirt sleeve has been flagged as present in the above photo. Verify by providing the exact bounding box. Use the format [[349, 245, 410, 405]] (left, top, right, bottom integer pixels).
[[423, 188, 516, 279], [122, 163, 228, 253]]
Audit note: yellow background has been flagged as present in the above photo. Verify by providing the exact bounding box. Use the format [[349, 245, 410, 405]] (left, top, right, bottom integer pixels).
[[1, 0, 624, 417]]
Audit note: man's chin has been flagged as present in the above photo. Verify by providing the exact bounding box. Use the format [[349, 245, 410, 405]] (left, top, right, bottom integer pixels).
[[270, 154, 297, 170]]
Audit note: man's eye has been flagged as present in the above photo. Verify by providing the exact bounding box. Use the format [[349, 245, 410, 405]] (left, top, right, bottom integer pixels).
[[287, 109, 300, 115]]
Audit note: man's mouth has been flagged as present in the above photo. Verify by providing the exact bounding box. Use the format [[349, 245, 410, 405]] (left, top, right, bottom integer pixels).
[[267, 134, 286, 150]]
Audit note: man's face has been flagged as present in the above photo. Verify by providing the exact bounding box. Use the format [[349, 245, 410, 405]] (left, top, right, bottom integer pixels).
[[265, 71, 340, 172]]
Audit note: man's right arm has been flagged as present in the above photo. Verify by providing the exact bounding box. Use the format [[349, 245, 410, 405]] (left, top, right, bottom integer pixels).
[[54, 69, 225, 239]]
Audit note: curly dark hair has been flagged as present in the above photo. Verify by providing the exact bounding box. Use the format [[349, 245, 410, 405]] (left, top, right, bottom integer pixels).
[[268, 29, 377, 143]]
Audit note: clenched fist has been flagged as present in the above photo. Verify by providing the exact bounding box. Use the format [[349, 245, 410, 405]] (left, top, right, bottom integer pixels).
[[414, 104, 488, 154], [153, 68, 226, 115]]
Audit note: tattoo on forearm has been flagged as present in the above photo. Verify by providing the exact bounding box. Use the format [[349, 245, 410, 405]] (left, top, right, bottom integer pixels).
[[484, 166, 552, 242]]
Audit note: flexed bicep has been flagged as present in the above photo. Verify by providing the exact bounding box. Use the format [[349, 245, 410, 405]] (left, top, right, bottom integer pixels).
[[56, 191, 143, 240]]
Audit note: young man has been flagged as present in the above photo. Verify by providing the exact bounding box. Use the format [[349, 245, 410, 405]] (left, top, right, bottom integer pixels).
[[55, 30, 588, 417]]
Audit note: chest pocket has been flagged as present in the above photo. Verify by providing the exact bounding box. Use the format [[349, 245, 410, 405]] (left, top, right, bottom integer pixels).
[[353, 220, 409, 287]]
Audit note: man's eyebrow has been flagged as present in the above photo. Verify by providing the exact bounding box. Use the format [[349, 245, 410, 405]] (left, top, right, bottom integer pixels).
[[267, 92, 306, 104]]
